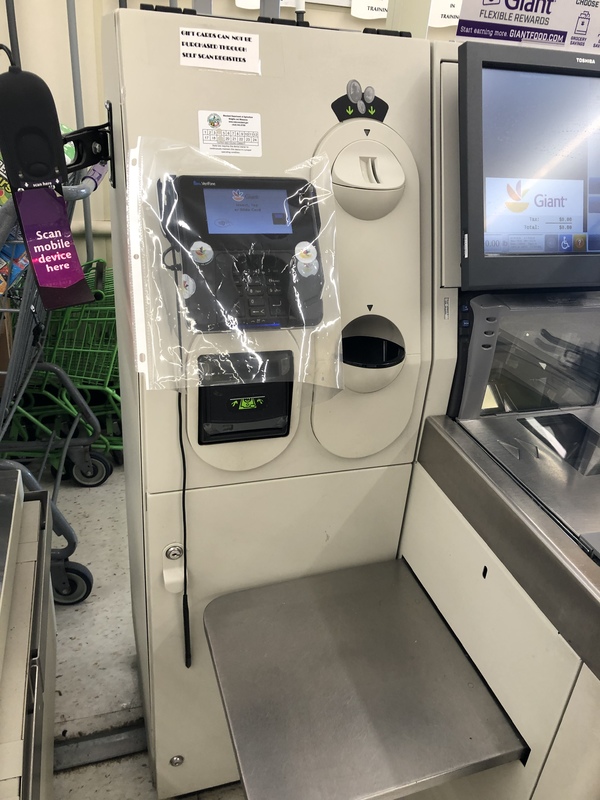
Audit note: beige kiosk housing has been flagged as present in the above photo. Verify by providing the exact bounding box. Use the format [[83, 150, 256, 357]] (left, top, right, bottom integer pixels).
[[104, 9, 600, 800]]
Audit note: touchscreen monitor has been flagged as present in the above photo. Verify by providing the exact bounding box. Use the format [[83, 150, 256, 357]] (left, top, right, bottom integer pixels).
[[459, 42, 600, 290]]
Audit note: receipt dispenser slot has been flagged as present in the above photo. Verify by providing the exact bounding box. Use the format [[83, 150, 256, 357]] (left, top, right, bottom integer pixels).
[[198, 350, 294, 445]]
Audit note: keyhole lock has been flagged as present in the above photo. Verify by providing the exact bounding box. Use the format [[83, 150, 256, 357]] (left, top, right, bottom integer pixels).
[[163, 544, 185, 593]]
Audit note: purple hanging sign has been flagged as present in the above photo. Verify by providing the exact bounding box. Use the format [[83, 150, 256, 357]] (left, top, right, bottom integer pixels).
[[14, 186, 93, 309], [16, 186, 83, 288]]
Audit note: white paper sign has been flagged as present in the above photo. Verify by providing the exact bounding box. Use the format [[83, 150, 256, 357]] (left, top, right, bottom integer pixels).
[[457, 0, 600, 52], [234, 0, 295, 6], [180, 27, 260, 73], [351, 0, 388, 20], [198, 111, 262, 158], [428, 0, 462, 28], [235, 0, 349, 9]]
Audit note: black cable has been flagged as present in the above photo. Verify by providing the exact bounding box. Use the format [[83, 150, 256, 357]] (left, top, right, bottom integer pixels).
[[0, 43, 16, 68], [177, 390, 192, 668], [4, 0, 20, 68]]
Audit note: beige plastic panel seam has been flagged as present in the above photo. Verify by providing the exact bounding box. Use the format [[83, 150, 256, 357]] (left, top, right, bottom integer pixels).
[[0, 777, 20, 799], [0, 741, 23, 783], [399, 464, 581, 800], [421, 42, 460, 425], [439, 58, 461, 290], [532, 664, 600, 800], [0, 477, 23, 686], [16, 541, 38, 564], [0, 561, 35, 780], [17, 501, 41, 545]]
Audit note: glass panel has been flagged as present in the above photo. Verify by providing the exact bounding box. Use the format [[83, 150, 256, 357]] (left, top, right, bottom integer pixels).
[[518, 414, 600, 477], [482, 308, 600, 415]]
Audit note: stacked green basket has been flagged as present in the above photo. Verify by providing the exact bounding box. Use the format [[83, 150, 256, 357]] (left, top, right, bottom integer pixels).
[[1, 260, 122, 483], [44, 259, 123, 466]]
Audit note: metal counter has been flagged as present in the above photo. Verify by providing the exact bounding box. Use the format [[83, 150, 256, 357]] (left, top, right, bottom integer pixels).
[[462, 407, 600, 554], [419, 416, 600, 680], [205, 560, 527, 800]]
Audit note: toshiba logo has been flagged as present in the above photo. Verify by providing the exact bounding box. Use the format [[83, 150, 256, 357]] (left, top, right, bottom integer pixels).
[[576, 57, 596, 63]]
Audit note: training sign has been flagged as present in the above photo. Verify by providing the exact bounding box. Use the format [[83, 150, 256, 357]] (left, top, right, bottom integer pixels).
[[428, 0, 463, 28]]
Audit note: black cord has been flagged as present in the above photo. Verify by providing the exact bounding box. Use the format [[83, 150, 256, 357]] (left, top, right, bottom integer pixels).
[[177, 390, 192, 668], [0, 44, 16, 68], [162, 244, 181, 272]]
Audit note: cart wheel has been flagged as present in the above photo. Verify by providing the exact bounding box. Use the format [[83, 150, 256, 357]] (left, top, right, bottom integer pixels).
[[71, 452, 113, 487], [53, 562, 93, 605], [112, 450, 124, 466]]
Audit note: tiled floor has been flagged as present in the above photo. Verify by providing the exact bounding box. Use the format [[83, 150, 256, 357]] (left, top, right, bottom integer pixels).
[[52, 467, 141, 741], [54, 754, 245, 800], [50, 466, 244, 800]]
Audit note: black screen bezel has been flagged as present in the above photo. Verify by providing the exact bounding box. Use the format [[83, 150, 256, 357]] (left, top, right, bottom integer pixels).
[[160, 175, 320, 253], [459, 41, 600, 291]]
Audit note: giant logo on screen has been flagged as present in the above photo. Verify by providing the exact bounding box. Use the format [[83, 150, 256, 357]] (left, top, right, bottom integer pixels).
[[487, 177, 584, 231], [485, 177, 585, 254], [504, 180, 529, 213]]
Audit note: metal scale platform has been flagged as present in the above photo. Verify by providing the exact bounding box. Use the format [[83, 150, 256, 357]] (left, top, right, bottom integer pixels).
[[205, 559, 527, 800]]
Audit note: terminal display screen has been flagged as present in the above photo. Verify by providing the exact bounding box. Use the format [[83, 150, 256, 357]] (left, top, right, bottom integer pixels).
[[459, 42, 600, 289], [482, 68, 600, 258], [204, 188, 293, 235]]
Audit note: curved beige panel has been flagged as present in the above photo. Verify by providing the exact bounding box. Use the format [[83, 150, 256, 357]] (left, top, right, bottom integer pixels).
[[332, 140, 406, 220], [313, 120, 422, 458], [312, 355, 421, 458]]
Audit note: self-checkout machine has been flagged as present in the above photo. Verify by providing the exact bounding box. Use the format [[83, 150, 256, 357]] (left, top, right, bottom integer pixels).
[[103, 5, 443, 797], [201, 31, 600, 800], [396, 37, 600, 800]]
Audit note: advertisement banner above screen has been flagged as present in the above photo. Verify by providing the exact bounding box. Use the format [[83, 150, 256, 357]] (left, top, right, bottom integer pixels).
[[457, 0, 600, 52]]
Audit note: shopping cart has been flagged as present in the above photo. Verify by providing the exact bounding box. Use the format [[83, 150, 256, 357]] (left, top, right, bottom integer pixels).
[[45, 259, 122, 468], [0, 203, 101, 604]]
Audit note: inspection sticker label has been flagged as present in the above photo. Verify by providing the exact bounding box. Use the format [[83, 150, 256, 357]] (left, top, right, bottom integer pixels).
[[180, 27, 260, 73], [199, 111, 262, 158]]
